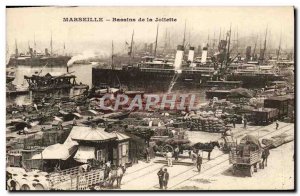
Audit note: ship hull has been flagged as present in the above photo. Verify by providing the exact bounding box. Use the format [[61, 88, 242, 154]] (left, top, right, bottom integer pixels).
[[226, 73, 285, 88], [92, 67, 214, 92], [7, 56, 71, 67]]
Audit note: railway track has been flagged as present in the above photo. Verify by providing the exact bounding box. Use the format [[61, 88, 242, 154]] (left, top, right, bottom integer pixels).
[[120, 122, 294, 190], [168, 123, 294, 189]]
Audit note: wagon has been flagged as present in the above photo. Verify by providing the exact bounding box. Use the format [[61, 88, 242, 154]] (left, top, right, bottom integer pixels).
[[151, 128, 191, 154], [251, 108, 279, 125], [151, 137, 191, 154], [229, 135, 262, 177]]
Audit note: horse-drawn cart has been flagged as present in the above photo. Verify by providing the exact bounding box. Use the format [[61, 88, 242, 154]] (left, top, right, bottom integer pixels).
[[229, 135, 262, 177], [151, 136, 190, 154]]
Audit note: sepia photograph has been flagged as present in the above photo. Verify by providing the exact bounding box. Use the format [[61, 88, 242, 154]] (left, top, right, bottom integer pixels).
[[5, 6, 295, 191]]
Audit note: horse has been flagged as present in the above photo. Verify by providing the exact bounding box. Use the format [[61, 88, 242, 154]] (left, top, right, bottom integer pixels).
[[192, 141, 220, 160], [107, 165, 126, 188]]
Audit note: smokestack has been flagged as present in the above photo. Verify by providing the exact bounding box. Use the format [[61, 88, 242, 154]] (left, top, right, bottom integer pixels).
[[201, 46, 208, 63], [188, 46, 195, 62], [174, 45, 184, 70]]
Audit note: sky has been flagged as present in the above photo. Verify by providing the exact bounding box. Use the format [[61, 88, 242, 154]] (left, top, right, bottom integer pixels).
[[6, 6, 294, 55]]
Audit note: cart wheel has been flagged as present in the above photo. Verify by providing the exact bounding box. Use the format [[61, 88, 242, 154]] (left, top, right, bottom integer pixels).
[[248, 165, 254, 177], [162, 145, 174, 153]]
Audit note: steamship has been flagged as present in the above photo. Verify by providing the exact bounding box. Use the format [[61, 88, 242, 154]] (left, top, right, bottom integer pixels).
[[7, 36, 71, 67], [92, 45, 218, 92], [7, 48, 71, 67]]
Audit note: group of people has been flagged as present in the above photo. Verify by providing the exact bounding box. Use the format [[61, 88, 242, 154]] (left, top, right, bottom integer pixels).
[[157, 168, 169, 189]]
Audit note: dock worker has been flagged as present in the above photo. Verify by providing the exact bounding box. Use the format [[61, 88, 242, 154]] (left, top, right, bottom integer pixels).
[[196, 154, 203, 172], [157, 168, 164, 189], [162, 168, 169, 190], [174, 146, 180, 161], [232, 117, 236, 128], [166, 150, 173, 167], [276, 120, 279, 130], [145, 147, 150, 163], [243, 117, 247, 129]]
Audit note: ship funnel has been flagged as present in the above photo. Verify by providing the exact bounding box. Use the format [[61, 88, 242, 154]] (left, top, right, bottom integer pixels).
[[188, 46, 195, 62], [201, 45, 208, 64], [174, 45, 184, 70]]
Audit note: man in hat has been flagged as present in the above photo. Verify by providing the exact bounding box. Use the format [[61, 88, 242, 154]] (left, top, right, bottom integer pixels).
[[162, 168, 169, 190], [157, 168, 164, 189]]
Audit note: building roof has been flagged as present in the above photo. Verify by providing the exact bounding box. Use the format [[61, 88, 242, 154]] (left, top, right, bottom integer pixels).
[[112, 131, 130, 141], [70, 126, 117, 142], [31, 143, 78, 160]]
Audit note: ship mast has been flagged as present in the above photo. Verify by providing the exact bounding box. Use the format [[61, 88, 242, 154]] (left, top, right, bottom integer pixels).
[[182, 20, 186, 48], [34, 33, 36, 51], [236, 26, 239, 54], [252, 34, 258, 60], [261, 26, 268, 64], [218, 28, 221, 43], [277, 30, 282, 61], [50, 31, 53, 56], [111, 40, 114, 70], [129, 30, 134, 64], [28, 41, 30, 54], [15, 39, 18, 57], [154, 23, 159, 58], [226, 23, 232, 66], [212, 31, 216, 53]]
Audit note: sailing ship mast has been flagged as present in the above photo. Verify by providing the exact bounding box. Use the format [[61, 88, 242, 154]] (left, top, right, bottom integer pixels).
[[111, 40, 114, 70], [182, 20, 186, 48], [129, 30, 134, 64], [276, 31, 282, 61], [154, 24, 159, 57], [50, 31, 53, 56], [34, 33, 36, 52], [260, 26, 268, 64], [226, 23, 232, 66], [252, 34, 258, 59]]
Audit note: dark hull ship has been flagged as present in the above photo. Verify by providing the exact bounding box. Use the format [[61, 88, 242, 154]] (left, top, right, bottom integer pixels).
[[7, 55, 71, 67], [8, 35, 71, 67], [92, 25, 285, 91], [92, 44, 218, 92]]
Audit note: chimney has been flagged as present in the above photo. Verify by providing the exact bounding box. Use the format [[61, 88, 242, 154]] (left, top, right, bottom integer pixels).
[[188, 46, 195, 62], [201, 45, 208, 63], [174, 45, 184, 70]]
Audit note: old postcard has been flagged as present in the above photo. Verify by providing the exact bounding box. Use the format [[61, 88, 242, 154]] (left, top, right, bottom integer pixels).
[[6, 6, 295, 191]]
